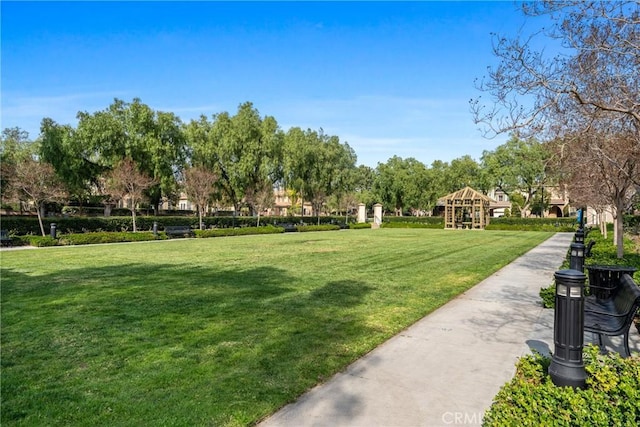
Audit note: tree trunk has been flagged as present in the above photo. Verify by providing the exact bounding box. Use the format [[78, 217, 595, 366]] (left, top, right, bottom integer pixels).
[[131, 208, 138, 232], [36, 203, 46, 237], [614, 200, 624, 259], [198, 206, 204, 230]]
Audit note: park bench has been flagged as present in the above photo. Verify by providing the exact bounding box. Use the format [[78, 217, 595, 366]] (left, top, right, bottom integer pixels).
[[164, 225, 194, 238], [277, 223, 297, 232], [584, 273, 640, 357], [584, 240, 596, 257], [1, 229, 12, 247]]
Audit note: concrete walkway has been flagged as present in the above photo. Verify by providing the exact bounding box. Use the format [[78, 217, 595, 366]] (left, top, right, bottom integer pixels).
[[260, 233, 640, 427]]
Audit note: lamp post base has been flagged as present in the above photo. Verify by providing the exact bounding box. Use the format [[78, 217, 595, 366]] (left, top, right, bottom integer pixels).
[[549, 357, 587, 389]]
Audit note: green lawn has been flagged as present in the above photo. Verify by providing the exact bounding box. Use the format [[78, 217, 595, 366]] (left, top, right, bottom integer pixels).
[[1, 229, 553, 426]]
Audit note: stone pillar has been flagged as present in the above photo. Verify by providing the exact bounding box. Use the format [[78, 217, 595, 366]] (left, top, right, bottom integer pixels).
[[372, 203, 383, 229], [357, 203, 366, 223]]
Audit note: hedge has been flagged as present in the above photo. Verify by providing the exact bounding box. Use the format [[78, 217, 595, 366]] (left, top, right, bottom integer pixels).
[[296, 225, 341, 232], [483, 346, 640, 426], [5, 214, 621, 236], [194, 226, 284, 238], [59, 232, 163, 246], [0, 215, 357, 236], [383, 216, 444, 226], [486, 217, 577, 232]]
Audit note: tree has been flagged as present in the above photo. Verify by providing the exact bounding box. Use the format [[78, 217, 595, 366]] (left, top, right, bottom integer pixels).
[[1, 127, 34, 210], [374, 156, 431, 216], [244, 179, 274, 226], [187, 102, 283, 216], [283, 127, 357, 223], [472, 1, 640, 139], [182, 165, 218, 230], [9, 158, 67, 236], [105, 158, 155, 232], [39, 118, 105, 210], [471, 1, 640, 255], [481, 137, 550, 216], [445, 155, 485, 194], [552, 129, 639, 257], [74, 98, 186, 212]]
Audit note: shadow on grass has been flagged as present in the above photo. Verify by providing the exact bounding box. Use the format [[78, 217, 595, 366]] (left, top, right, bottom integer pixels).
[[1, 264, 376, 425]]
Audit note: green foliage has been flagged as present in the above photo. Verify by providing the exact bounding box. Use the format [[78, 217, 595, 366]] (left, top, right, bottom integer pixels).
[[349, 223, 372, 229], [480, 137, 549, 213], [382, 216, 444, 228], [59, 232, 162, 245], [282, 127, 357, 221], [374, 156, 427, 214], [382, 221, 440, 229], [296, 225, 340, 232], [15, 235, 59, 247], [483, 346, 640, 426], [384, 216, 444, 224], [486, 217, 576, 232], [194, 225, 284, 238], [187, 102, 284, 213], [540, 285, 556, 309], [0, 214, 359, 236], [625, 215, 640, 234]]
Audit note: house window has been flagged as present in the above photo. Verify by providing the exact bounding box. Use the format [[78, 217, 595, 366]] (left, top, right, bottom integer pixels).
[[180, 202, 187, 210], [498, 195, 503, 201]]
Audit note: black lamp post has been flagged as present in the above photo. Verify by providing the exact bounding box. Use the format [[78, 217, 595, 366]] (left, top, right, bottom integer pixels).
[[549, 269, 587, 389], [569, 242, 585, 272], [50, 223, 57, 239], [575, 207, 585, 244]]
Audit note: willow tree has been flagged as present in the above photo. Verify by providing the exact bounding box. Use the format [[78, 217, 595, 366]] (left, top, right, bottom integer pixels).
[[186, 102, 283, 216]]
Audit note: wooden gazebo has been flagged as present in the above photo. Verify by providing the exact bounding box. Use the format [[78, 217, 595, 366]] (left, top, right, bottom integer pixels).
[[442, 186, 493, 229]]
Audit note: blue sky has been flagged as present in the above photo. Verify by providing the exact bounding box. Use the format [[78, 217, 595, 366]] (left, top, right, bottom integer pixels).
[[2, 1, 532, 167]]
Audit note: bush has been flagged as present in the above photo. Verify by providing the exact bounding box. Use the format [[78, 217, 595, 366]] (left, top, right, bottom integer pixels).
[[381, 221, 440, 229], [486, 217, 576, 232], [624, 215, 640, 234], [194, 226, 284, 238], [58, 232, 163, 246], [296, 225, 340, 232], [483, 346, 640, 426], [15, 235, 59, 247], [381, 216, 443, 229], [0, 215, 358, 235], [349, 223, 372, 229]]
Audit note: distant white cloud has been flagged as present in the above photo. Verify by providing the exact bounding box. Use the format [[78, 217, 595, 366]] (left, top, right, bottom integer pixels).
[[1, 91, 129, 138], [266, 94, 501, 167]]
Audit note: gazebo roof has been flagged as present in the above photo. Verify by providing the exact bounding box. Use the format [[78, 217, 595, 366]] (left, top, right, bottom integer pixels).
[[441, 186, 494, 203]]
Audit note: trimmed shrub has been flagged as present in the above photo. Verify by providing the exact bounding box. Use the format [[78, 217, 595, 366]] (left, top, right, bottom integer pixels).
[[486, 217, 576, 232], [58, 232, 163, 246], [194, 226, 284, 238], [0, 215, 358, 235], [15, 236, 59, 247], [296, 225, 340, 232], [483, 346, 640, 426], [381, 216, 443, 229], [381, 222, 440, 229], [349, 223, 372, 229]]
